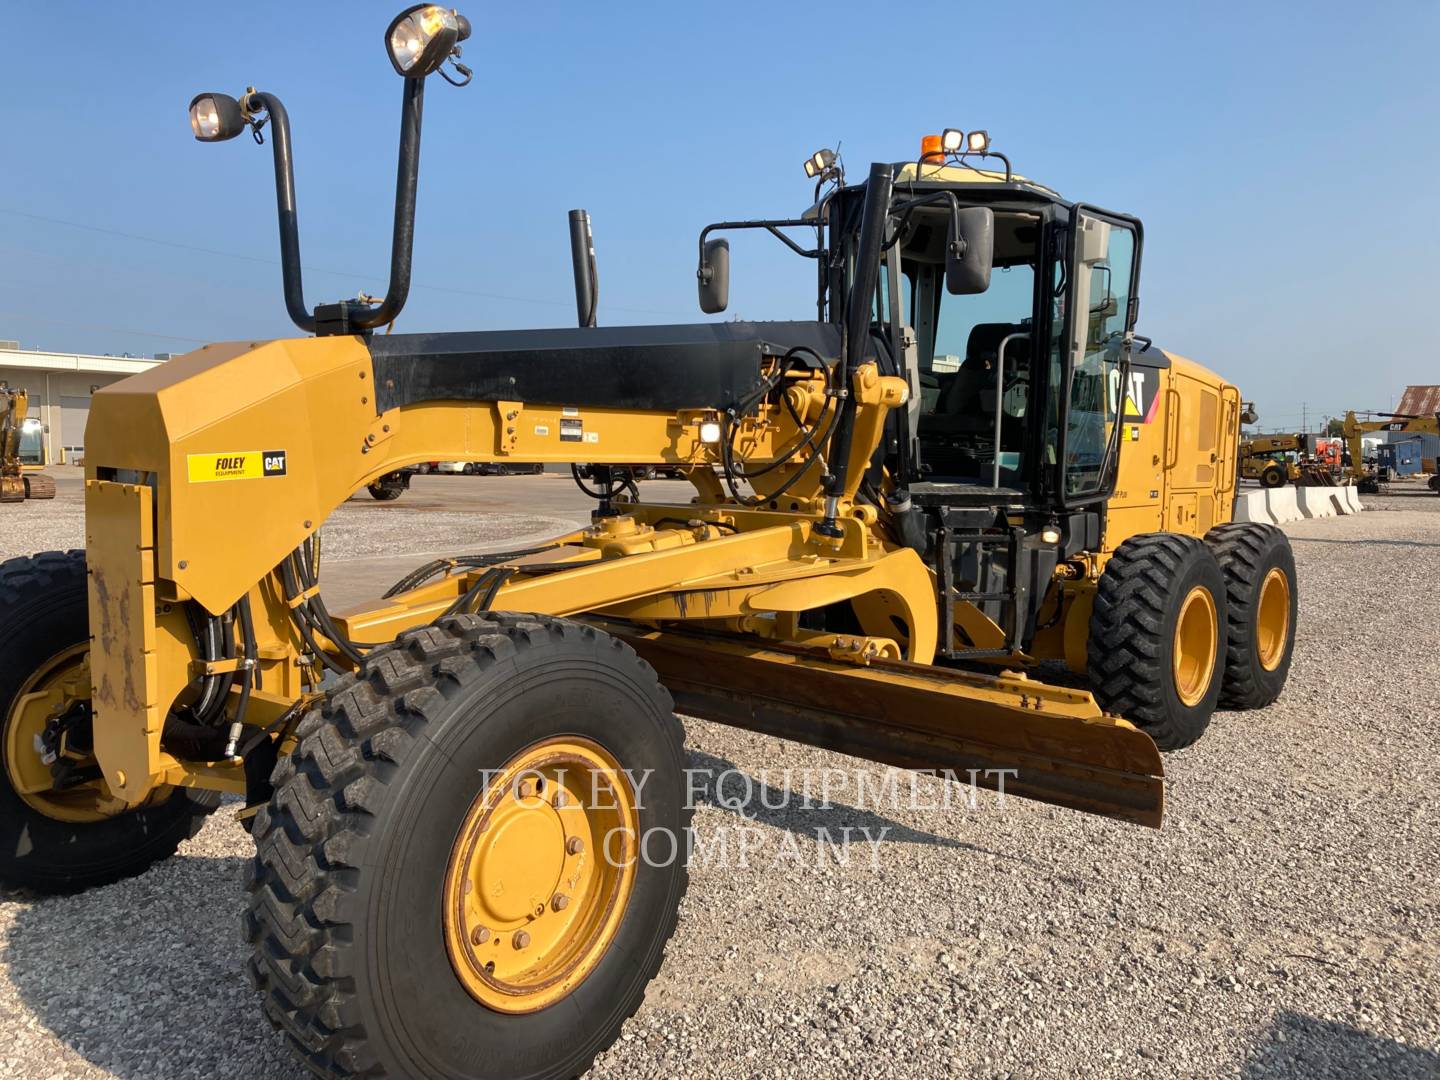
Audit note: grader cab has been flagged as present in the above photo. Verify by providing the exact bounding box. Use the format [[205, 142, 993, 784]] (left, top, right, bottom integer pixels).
[[0, 8, 1299, 1079]]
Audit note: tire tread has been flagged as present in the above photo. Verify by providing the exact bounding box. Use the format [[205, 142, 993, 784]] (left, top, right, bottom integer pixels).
[[245, 613, 689, 1079]]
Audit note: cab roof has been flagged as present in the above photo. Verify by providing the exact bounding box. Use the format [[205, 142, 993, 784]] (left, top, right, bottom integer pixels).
[[891, 161, 1065, 204]]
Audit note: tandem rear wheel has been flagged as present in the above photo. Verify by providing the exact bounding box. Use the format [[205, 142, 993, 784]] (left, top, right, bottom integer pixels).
[[1204, 522, 1298, 709], [1087, 533, 1228, 750], [0, 551, 218, 893], [246, 613, 690, 1080]]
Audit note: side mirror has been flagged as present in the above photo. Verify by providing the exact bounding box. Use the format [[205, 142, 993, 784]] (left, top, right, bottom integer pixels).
[[698, 238, 730, 314], [945, 206, 994, 295]]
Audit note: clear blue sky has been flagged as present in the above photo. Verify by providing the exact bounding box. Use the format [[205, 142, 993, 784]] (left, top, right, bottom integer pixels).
[[1, 0, 1436, 429]]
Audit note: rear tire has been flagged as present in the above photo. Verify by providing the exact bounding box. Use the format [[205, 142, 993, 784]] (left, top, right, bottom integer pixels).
[[0, 551, 219, 893], [246, 613, 690, 1080], [1088, 533, 1228, 750], [1204, 523, 1298, 709]]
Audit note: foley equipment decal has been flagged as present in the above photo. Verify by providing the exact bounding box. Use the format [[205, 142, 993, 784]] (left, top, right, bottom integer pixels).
[[187, 450, 288, 483]]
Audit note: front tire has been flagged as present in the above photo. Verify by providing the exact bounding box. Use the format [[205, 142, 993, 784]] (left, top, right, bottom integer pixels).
[[0, 551, 219, 892], [246, 613, 690, 1079], [1088, 533, 1229, 750], [1259, 463, 1287, 488], [1204, 523, 1297, 709]]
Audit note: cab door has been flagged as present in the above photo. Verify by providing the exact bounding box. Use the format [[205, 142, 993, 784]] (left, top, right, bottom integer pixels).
[[1055, 205, 1144, 507]]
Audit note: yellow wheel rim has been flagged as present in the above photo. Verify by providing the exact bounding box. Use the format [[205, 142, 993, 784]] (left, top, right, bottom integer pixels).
[[3, 644, 128, 823], [443, 737, 639, 1014], [1255, 567, 1291, 672], [1172, 586, 1218, 708]]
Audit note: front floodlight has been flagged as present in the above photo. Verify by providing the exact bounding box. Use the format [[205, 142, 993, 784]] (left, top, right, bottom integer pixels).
[[386, 4, 470, 77], [699, 420, 722, 443], [188, 93, 246, 142], [803, 147, 836, 178], [940, 128, 965, 154], [966, 129, 990, 153]]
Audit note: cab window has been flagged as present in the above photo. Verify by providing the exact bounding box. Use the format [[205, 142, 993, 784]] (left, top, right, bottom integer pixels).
[[1061, 213, 1135, 498], [898, 210, 1041, 485]]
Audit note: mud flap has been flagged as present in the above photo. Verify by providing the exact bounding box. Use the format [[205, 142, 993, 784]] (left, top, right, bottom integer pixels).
[[602, 623, 1164, 828]]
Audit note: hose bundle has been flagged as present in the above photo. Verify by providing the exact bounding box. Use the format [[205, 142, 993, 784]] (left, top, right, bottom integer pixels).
[[719, 345, 844, 507]]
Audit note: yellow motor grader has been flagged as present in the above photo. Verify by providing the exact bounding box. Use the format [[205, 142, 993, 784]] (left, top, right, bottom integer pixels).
[[0, 8, 1298, 1078]]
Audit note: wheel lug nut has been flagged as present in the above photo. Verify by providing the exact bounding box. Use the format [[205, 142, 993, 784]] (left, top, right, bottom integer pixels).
[[513, 930, 531, 950], [518, 779, 537, 799], [552, 893, 569, 912], [566, 836, 584, 855], [470, 926, 490, 946]]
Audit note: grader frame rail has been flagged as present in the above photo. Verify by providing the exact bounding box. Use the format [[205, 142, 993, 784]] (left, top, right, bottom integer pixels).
[[0, 8, 1299, 1079]]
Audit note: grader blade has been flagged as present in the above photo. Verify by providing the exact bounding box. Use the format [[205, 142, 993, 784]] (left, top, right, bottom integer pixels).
[[603, 624, 1164, 827]]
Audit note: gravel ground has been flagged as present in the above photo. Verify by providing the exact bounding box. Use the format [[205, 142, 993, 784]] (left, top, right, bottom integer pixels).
[[0, 468, 579, 562], [2, 486, 1437, 1078]]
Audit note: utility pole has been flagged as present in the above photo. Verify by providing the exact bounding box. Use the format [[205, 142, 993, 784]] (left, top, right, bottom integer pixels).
[[1301, 402, 1307, 434]]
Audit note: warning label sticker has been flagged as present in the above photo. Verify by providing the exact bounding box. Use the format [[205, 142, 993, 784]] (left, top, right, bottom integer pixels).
[[559, 418, 583, 443], [187, 450, 287, 483]]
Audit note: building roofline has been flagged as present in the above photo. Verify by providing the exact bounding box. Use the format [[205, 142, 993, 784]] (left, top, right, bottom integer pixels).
[[0, 348, 164, 376]]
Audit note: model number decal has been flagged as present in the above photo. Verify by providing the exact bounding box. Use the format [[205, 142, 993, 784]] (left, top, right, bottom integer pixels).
[[187, 450, 287, 483]]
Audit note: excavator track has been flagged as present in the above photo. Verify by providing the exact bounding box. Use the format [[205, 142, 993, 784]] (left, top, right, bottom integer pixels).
[[23, 474, 56, 500]]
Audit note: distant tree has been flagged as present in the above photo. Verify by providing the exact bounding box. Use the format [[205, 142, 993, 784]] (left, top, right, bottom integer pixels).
[[1325, 417, 1345, 436]]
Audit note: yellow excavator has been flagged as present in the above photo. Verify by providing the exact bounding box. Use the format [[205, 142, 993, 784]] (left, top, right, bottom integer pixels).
[[0, 387, 57, 502], [1342, 410, 1440, 493], [0, 8, 1298, 1078]]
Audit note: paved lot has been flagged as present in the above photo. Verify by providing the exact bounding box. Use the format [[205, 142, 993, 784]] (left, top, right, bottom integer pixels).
[[1, 474, 1437, 1078]]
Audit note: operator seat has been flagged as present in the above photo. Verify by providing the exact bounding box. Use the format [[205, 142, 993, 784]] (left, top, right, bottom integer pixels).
[[919, 322, 1031, 437]]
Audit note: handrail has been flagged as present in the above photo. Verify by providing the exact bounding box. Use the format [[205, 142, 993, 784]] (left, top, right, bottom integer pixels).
[[992, 332, 1028, 487]]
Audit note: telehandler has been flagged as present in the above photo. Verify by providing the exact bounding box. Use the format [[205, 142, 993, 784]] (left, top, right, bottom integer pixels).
[[0, 7, 1298, 1078], [0, 387, 57, 501], [1239, 432, 1336, 488]]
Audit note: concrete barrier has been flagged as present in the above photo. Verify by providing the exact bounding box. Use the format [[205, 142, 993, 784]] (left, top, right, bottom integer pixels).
[[1295, 487, 1340, 518], [1233, 490, 1274, 524], [1265, 486, 1303, 523], [1235, 484, 1363, 524]]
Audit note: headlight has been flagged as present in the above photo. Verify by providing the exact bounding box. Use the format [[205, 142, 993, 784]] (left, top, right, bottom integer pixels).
[[188, 93, 245, 142], [386, 4, 465, 77]]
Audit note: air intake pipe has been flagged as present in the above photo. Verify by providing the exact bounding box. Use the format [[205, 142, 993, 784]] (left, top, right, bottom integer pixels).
[[569, 209, 598, 328]]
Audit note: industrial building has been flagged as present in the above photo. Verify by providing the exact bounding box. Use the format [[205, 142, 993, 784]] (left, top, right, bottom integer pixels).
[[1389, 384, 1440, 469], [0, 342, 168, 465]]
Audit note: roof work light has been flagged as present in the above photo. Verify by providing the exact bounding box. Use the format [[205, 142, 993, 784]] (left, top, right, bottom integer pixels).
[[386, 4, 472, 78], [188, 93, 246, 142], [802, 148, 837, 178]]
